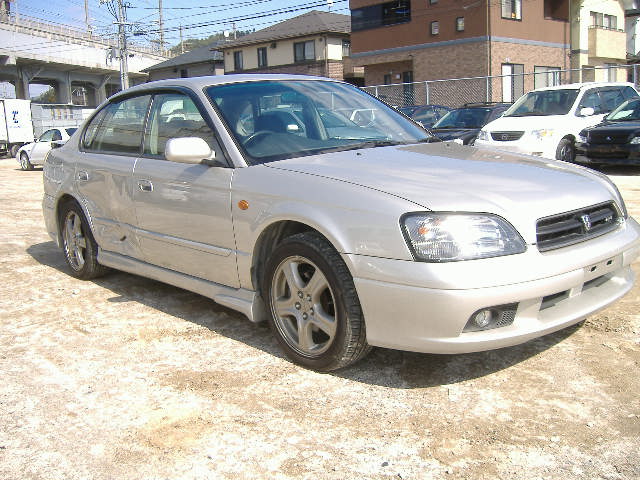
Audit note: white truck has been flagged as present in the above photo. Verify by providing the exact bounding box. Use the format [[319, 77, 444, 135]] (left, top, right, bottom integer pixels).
[[0, 99, 34, 158]]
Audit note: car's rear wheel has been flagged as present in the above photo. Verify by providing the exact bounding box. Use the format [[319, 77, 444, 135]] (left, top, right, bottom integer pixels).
[[19, 152, 34, 171], [59, 201, 108, 280], [556, 138, 575, 162], [264, 232, 370, 371]]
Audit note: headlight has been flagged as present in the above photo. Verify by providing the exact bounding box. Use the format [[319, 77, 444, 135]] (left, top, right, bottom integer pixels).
[[476, 130, 489, 141], [531, 129, 555, 140], [402, 213, 526, 262], [630, 136, 640, 144]]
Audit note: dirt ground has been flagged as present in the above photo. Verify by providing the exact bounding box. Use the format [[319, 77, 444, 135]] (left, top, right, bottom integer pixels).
[[0, 157, 639, 480]]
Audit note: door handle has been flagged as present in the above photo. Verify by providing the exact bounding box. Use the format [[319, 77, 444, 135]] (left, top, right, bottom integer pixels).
[[77, 170, 89, 182], [138, 180, 153, 192]]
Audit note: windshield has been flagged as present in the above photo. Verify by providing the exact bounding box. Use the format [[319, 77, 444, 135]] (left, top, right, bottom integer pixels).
[[605, 98, 640, 122], [206, 80, 432, 164], [504, 89, 579, 117], [432, 108, 491, 129]]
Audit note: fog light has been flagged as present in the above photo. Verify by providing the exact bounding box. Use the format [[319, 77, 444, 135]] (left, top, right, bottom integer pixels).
[[463, 303, 518, 332], [474, 309, 492, 328]]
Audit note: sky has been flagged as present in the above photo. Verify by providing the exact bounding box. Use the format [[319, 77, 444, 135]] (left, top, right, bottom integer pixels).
[[15, 0, 350, 49]]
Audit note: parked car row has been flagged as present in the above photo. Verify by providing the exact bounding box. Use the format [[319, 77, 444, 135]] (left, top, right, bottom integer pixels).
[[398, 81, 640, 166]]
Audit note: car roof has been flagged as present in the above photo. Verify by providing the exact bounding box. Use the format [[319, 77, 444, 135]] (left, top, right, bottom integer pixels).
[[531, 82, 636, 93], [116, 74, 341, 98]]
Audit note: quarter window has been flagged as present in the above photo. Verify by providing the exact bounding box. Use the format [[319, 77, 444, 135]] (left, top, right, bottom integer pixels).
[[294, 41, 315, 62], [502, 0, 522, 20], [82, 95, 151, 154]]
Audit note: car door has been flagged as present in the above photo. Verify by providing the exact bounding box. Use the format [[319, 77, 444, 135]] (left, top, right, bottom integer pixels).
[[132, 92, 238, 288], [76, 94, 151, 259], [30, 129, 58, 162]]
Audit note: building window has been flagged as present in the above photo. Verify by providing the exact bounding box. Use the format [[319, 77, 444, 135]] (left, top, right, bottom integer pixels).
[[429, 0, 438, 4], [257, 47, 268, 67], [502, 63, 524, 102], [342, 39, 351, 57], [534, 66, 561, 89], [456, 17, 465, 31], [233, 51, 243, 71], [351, 0, 411, 31], [294, 40, 315, 62], [591, 12, 617, 30], [180, 69, 188, 78], [383, 74, 392, 84], [431, 21, 439, 35], [501, 0, 522, 20]]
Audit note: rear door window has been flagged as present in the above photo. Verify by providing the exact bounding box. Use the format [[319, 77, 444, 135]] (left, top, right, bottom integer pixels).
[[83, 95, 151, 154]]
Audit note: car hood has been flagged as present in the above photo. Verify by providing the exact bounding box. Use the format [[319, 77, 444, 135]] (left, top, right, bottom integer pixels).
[[431, 128, 479, 141], [584, 120, 640, 134], [265, 142, 620, 243]]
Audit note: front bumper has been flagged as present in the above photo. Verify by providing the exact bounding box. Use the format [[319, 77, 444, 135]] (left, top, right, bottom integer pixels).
[[347, 217, 640, 354], [475, 136, 557, 160], [575, 142, 640, 166]]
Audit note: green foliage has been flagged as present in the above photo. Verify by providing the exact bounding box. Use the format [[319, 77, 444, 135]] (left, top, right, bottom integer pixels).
[[169, 30, 252, 55]]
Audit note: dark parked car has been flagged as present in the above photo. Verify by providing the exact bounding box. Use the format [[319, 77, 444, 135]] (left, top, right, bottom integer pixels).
[[430, 103, 510, 145], [398, 104, 451, 128], [575, 97, 640, 166]]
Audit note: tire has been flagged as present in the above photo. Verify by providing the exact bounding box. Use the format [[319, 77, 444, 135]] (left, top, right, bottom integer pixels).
[[264, 232, 371, 371], [9, 144, 20, 158], [19, 152, 34, 171], [555, 138, 575, 162], [59, 201, 108, 280]]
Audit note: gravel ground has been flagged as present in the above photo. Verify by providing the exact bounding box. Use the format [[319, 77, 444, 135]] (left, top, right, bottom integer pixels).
[[0, 158, 639, 480]]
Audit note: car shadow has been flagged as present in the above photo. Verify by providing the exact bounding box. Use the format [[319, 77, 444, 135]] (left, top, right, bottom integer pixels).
[[594, 165, 640, 176], [27, 240, 583, 389]]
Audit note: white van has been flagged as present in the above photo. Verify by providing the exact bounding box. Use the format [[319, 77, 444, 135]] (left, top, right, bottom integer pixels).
[[474, 82, 639, 161]]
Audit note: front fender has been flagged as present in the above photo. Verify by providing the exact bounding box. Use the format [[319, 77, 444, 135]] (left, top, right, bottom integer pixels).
[[230, 165, 420, 289]]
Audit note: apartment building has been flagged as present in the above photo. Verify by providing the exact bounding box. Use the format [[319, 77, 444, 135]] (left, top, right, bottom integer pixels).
[[571, 0, 627, 81], [349, 0, 571, 101]]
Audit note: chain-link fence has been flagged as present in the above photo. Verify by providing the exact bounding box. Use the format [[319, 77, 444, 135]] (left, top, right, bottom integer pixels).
[[363, 64, 640, 108]]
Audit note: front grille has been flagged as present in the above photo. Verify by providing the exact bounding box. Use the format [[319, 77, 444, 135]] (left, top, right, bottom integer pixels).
[[536, 201, 621, 252], [491, 131, 524, 142], [587, 132, 629, 145]]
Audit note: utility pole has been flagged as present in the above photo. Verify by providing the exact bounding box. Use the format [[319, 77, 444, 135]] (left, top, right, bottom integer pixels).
[[179, 25, 184, 54], [116, 0, 129, 89], [158, 0, 165, 54]]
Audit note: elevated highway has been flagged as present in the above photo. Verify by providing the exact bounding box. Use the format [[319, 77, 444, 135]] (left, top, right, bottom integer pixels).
[[0, 14, 168, 106]]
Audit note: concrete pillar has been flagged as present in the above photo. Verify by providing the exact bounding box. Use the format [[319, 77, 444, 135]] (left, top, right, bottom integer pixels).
[[15, 68, 30, 100], [57, 72, 72, 104]]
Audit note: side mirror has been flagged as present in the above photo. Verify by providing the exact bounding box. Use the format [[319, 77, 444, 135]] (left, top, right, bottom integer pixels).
[[165, 137, 216, 165], [579, 107, 595, 117]]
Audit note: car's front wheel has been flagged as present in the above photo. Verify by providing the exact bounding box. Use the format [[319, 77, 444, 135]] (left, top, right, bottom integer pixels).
[[555, 138, 575, 162], [19, 152, 34, 171], [264, 232, 370, 371], [59, 201, 108, 280]]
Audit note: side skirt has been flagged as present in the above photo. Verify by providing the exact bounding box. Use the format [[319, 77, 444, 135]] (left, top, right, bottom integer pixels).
[[98, 249, 268, 323]]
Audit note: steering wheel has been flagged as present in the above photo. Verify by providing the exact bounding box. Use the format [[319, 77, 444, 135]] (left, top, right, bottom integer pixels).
[[242, 130, 272, 147]]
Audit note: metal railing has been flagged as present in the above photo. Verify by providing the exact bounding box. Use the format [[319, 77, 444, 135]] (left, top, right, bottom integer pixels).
[[363, 64, 640, 108], [0, 12, 168, 57]]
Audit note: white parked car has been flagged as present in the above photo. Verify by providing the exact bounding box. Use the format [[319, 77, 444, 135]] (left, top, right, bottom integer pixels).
[[17, 127, 77, 170], [475, 82, 639, 161], [42, 75, 640, 371]]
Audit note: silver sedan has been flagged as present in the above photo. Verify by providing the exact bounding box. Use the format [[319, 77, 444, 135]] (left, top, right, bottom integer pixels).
[[42, 75, 640, 370]]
